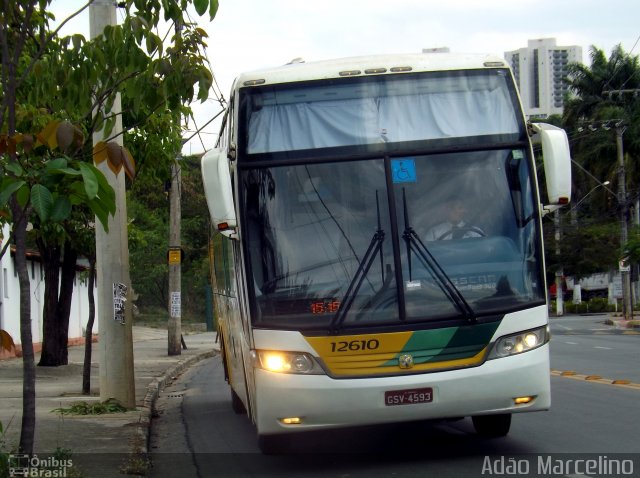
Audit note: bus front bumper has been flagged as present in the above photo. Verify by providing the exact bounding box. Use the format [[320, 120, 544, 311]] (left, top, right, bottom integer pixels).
[[254, 344, 550, 436]]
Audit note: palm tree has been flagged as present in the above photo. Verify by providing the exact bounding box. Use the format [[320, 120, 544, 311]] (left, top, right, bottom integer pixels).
[[564, 45, 639, 123], [563, 45, 640, 194]]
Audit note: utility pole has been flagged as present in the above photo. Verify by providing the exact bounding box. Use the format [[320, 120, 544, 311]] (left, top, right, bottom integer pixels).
[[168, 158, 182, 355], [168, 17, 184, 355], [616, 123, 633, 319], [90, 0, 136, 408], [554, 209, 564, 316], [580, 118, 634, 320]]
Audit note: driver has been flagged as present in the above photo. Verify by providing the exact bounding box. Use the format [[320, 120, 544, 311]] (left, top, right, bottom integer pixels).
[[425, 198, 484, 241]]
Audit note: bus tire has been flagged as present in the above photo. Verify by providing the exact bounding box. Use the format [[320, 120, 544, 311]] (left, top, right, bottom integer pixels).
[[231, 388, 246, 415], [258, 434, 290, 454], [472, 413, 511, 437]]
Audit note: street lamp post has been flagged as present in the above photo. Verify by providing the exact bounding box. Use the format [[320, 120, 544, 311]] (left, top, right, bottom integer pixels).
[[567, 181, 611, 214]]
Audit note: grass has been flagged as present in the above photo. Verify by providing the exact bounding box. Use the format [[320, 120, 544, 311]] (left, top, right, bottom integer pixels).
[[52, 398, 128, 416]]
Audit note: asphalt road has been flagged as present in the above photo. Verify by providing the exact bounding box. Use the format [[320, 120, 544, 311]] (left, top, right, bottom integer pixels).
[[149, 315, 640, 477], [549, 314, 640, 382]]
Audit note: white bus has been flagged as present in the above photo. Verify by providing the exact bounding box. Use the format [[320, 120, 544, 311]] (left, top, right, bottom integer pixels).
[[202, 52, 571, 453]]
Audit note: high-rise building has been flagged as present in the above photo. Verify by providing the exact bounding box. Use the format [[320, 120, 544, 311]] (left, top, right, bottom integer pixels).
[[505, 38, 582, 119]]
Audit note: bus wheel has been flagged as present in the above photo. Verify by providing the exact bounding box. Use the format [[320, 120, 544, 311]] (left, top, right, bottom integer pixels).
[[231, 388, 246, 415], [258, 434, 290, 454], [472, 413, 511, 437]]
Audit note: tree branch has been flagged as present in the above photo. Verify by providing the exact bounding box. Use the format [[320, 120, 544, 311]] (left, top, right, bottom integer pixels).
[[16, 0, 94, 91]]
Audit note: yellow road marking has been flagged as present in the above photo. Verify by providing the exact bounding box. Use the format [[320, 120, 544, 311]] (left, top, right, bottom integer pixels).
[[551, 369, 640, 390]]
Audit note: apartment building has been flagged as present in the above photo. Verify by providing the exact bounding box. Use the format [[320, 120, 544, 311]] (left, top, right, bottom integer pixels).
[[505, 38, 582, 119]]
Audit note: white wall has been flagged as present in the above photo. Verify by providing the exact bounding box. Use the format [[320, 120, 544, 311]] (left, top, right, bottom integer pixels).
[[0, 224, 98, 346]]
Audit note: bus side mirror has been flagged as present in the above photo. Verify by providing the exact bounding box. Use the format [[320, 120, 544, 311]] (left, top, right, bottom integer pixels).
[[201, 147, 238, 238], [530, 123, 572, 215]]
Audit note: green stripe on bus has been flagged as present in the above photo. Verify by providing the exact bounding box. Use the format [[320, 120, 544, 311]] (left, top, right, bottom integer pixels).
[[382, 321, 499, 367]]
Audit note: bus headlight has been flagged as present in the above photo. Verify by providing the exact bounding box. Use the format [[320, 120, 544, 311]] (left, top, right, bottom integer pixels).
[[253, 350, 324, 375], [489, 326, 549, 359]]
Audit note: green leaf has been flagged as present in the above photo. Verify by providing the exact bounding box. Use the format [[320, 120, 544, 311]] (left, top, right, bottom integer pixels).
[[71, 34, 85, 50], [16, 184, 29, 207], [88, 197, 110, 232], [45, 157, 68, 170], [209, 0, 219, 19], [68, 182, 87, 205], [104, 115, 116, 139], [198, 75, 212, 102], [0, 180, 26, 207], [55, 167, 82, 177], [5, 162, 24, 176], [79, 162, 99, 200], [31, 184, 54, 222], [146, 34, 156, 55], [92, 166, 116, 213], [194, 0, 208, 15], [50, 196, 72, 222]]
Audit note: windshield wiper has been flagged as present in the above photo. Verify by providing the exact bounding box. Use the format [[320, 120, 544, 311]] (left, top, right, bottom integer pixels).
[[401, 189, 476, 324], [330, 192, 385, 334]]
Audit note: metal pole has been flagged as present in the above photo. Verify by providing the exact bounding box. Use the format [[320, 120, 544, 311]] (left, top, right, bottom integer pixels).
[[90, 0, 135, 407], [168, 159, 182, 355]]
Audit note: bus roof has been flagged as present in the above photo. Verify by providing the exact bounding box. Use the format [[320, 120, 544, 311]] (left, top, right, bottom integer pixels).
[[234, 52, 509, 89]]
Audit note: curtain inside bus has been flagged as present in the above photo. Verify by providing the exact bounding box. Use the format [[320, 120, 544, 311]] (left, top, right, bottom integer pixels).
[[244, 71, 520, 154]]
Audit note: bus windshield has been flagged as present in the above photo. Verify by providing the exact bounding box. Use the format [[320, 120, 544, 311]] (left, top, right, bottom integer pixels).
[[241, 148, 544, 330], [239, 70, 542, 331]]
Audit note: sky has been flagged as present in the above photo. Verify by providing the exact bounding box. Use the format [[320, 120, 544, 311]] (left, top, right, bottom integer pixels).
[[51, 0, 640, 155]]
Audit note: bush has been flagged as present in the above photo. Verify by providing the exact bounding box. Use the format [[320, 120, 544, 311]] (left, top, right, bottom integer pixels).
[[561, 297, 616, 314]]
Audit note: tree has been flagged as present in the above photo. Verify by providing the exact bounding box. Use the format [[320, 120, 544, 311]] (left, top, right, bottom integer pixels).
[[128, 154, 211, 318], [556, 45, 640, 283], [0, 0, 219, 454], [1, 4, 117, 453]]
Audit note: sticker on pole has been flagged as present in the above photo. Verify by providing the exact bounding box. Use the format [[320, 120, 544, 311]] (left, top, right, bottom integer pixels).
[[113, 283, 127, 325], [619, 258, 630, 272], [168, 247, 182, 265], [171, 292, 181, 318]]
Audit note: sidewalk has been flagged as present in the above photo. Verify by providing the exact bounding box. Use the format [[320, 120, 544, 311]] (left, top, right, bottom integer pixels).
[[549, 311, 640, 328], [0, 326, 218, 477]]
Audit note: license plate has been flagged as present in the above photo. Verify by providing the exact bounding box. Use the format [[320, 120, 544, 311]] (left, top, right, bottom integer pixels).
[[384, 387, 433, 406]]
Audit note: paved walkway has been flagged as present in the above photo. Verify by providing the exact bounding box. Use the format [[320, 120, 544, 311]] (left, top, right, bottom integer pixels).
[[0, 326, 218, 477]]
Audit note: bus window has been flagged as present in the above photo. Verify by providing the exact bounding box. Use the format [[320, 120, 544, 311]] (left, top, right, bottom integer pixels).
[[212, 232, 236, 297]]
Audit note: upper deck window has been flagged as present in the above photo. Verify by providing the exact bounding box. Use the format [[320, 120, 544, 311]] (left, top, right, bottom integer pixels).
[[239, 69, 524, 159]]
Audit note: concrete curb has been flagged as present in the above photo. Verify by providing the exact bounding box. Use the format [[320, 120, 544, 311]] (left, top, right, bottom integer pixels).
[[604, 317, 640, 328], [130, 349, 216, 458]]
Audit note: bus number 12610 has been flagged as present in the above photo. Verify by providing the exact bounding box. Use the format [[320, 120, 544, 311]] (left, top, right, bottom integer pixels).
[[330, 339, 380, 353]]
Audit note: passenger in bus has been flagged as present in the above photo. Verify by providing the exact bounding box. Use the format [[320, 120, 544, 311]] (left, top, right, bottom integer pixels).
[[425, 198, 484, 241]]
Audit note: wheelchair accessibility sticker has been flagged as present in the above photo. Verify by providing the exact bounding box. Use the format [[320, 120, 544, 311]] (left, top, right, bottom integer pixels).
[[391, 158, 417, 183]]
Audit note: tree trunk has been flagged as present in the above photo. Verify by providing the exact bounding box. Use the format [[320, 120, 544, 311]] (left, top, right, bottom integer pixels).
[[37, 239, 77, 366], [11, 200, 35, 454], [37, 239, 61, 367], [57, 242, 77, 365], [82, 258, 96, 395], [3, 6, 35, 454]]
